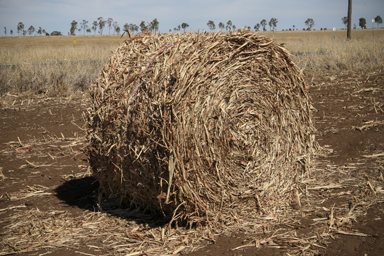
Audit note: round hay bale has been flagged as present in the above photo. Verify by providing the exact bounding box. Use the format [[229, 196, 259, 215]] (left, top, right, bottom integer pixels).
[[85, 30, 316, 225]]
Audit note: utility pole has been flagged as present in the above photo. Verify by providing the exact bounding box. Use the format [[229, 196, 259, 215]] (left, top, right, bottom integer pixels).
[[347, 0, 352, 39]]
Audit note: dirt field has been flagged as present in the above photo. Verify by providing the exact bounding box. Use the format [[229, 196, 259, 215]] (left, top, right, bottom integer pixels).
[[1, 71, 383, 255]]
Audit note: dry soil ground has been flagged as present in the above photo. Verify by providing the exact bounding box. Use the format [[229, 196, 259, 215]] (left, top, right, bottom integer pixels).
[[1, 71, 384, 255]]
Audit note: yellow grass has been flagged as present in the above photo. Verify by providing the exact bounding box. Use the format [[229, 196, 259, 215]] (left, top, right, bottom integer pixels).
[[0, 29, 383, 96], [0, 35, 123, 63], [264, 29, 383, 50], [265, 29, 384, 77], [0, 35, 125, 96]]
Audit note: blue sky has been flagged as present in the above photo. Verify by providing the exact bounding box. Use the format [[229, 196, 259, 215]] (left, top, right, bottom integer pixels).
[[0, 0, 382, 36]]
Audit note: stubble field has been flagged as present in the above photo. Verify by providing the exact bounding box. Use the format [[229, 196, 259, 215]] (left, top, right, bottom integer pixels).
[[0, 29, 384, 255]]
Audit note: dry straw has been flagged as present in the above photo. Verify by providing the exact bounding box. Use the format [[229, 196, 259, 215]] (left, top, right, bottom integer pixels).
[[85, 29, 317, 228]]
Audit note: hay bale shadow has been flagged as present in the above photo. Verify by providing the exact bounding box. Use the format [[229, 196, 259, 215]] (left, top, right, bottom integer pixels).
[[55, 176, 171, 227], [55, 176, 99, 210]]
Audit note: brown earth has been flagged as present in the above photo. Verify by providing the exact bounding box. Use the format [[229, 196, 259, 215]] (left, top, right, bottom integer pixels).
[[1, 71, 383, 255]]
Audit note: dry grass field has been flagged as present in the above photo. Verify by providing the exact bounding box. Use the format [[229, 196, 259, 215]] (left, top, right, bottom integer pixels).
[[0, 29, 383, 97], [1, 29, 382, 61], [269, 29, 384, 78], [0, 35, 122, 96], [0, 35, 122, 63]]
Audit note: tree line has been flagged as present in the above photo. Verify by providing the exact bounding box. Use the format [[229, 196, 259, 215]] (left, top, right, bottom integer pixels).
[[4, 22, 52, 36], [352, 15, 382, 29], [69, 17, 161, 36], [4, 15, 383, 37]]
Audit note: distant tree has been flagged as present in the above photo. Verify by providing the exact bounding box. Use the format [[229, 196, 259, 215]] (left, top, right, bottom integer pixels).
[[106, 18, 113, 35], [260, 19, 267, 31], [139, 21, 147, 32], [86, 28, 91, 34], [254, 23, 260, 31], [353, 24, 357, 29], [218, 22, 224, 31], [269, 18, 278, 31], [10, 30, 13, 36], [23, 29, 27, 36], [4, 27, 6, 36], [113, 21, 118, 35], [342, 16, 348, 29], [98, 17, 106, 35], [305, 18, 315, 30], [127, 23, 133, 32], [115, 26, 120, 34], [359, 17, 366, 29], [181, 22, 189, 32], [70, 20, 78, 35], [37, 27, 42, 36], [42, 29, 46, 35], [177, 24, 181, 31], [130, 24, 139, 33], [28, 25, 35, 36], [124, 23, 135, 33], [207, 20, 215, 32], [150, 18, 159, 32], [232, 25, 236, 31], [80, 20, 88, 35], [17, 22, 24, 36], [293, 25, 295, 31], [226, 20, 232, 31], [375, 15, 383, 28], [92, 21, 98, 35], [50, 31, 62, 36]]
